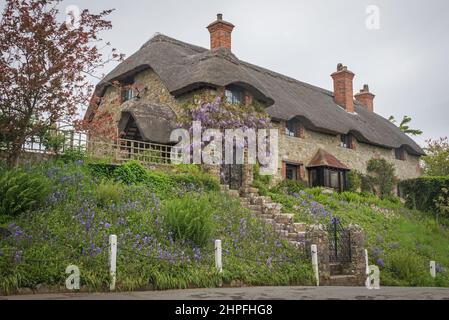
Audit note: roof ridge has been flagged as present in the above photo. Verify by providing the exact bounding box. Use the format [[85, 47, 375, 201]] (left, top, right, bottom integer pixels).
[[141, 33, 208, 53], [237, 60, 334, 96]]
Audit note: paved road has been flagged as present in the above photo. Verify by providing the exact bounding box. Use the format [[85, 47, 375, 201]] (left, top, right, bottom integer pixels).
[[2, 286, 449, 300]]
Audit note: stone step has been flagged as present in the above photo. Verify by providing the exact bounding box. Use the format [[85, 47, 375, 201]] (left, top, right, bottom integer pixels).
[[220, 185, 230, 192], [261, 218, 274, 224], [293, 223, 307, 233], [325, 275, 361, 287], [259, 214, 275, 220], [274, 223, 286, 231], [246, 204, 263, 212], [277, 230, 289, 238], [297, 232, 307, 240], [227, 190, 240, 198], [287, 233, 299, 240], [274, 214, 294, 224], [330, 263, 344, 276]]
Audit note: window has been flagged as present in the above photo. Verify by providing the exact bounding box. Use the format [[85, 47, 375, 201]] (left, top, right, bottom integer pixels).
[[395, 148, 406, 161], [121, 76, 135, 103], [308, 167, 348, 192], [122, 88, 134, 102], [340, 134, 353, 149], [225, 87, 244, 105], [285, 120, 297, 137], [286, 163, 300, 181]]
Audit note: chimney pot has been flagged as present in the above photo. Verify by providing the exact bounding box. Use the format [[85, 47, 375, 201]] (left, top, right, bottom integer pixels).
[[217, 13, 223, 20]]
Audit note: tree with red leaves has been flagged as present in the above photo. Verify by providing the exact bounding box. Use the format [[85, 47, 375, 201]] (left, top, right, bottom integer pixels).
[[0, 0, 123, 167]]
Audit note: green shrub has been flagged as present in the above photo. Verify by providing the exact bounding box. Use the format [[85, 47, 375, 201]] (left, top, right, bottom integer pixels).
[[115, 161, 147, 184], [61, 148, 87, 164], [94, 181, 123, 207], [399, 176, 449, 212], [271, 179, 307, 195], [0, 170, 50, 217], [366, 158, 396, 199], [161, 194, 216, 246], [347, 171, 362, 192], [88, 163, 118, 180], [384, 249, 434, 287], [145, 170, 175, 194]]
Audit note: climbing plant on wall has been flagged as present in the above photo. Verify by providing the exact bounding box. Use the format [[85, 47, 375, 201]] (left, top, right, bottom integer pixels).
[[366, 158, 397, 199]]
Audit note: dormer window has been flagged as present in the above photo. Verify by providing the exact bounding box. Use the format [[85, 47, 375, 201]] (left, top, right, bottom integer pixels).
[[285, 119, 304, 138], [225, 86, 244, 105], [285, 120, 297, 137], [121, 77, 135, 103], [395, 147, 407, 161], [340, 134, 354, 149]]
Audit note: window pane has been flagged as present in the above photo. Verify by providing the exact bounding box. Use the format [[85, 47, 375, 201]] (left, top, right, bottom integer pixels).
[[286, 164, 298, 181], [330, 171, 339, 189]]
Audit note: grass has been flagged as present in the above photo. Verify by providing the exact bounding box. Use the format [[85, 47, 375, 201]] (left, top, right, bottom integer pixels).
[[262, 185, 449, 287], [0, 160, 313, 295]]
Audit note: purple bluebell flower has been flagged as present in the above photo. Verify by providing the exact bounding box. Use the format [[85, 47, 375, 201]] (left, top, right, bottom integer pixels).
[[376, 258, 385, 268]]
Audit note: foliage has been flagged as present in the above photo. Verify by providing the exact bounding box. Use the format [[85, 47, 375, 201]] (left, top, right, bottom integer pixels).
[[88, 163, 117, 180], [0, 161, 313, 294], [161, 194, 216, 246], [366, 158, 396, 199], [399, 176, 449, 213], [422, 137, 449, 176], [388, 115, 423, 136], [114, 161, 148, 184], [347, 171, 362, 192], [0, 170, 50, 217], [94, 181, 124, 208], [0, 0, 123, 167], [271, 179, 308, 195], [252, 164, 272, 196], [267, 187, 449, 287], [60, 148, 88, 164], [40, 129, 66, 155], [434, 188, 449, 222]]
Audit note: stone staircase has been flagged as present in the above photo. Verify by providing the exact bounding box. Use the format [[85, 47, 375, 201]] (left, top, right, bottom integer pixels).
[[220, 184, 366, 287], [220, 185, 308, 251]]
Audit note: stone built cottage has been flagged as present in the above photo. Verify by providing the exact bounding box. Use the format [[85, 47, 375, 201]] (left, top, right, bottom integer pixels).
[[84, 14, 424, 192]]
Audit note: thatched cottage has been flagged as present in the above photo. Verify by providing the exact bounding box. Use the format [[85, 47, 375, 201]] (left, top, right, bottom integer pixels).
[[84, 14, 424, 191]]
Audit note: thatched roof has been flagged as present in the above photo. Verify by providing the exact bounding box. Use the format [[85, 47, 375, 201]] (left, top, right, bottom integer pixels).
[[118, 101, 177, 144], [90, 34, 425, 156], [307, 149, 349, 170]]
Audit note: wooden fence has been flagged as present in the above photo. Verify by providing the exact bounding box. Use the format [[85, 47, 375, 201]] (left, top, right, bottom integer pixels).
[[15, 130, 180, 165]]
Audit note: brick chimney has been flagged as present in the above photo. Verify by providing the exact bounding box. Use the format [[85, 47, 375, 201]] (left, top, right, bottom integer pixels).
[[331, 63, 355, 113], [355, 84, 375, 112], [207, 14, 235, 51]]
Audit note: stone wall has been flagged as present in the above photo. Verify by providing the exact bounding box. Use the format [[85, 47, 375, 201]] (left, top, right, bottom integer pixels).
[[276, 122, 422, 185]]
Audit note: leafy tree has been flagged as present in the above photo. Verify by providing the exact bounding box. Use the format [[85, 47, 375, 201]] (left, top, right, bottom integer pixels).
[[422, 137, 449, 176], [0, 0, 123, 167], [388, 115, 423, 136]]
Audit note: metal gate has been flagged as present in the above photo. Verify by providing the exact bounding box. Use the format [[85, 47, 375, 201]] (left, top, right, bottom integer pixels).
[[326, 218, 352, 263], [220, 164, 243, 190]]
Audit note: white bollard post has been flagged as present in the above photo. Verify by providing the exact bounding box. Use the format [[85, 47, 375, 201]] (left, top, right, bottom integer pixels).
[[215, 240, 223, 273], [430, 261, 436, 278], [311, 244, 319, 286], [365, 249, 370, 288], [109, 235, 117, 291]]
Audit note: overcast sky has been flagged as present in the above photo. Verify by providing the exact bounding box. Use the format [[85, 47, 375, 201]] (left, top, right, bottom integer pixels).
[[2, 0, 449, 145]]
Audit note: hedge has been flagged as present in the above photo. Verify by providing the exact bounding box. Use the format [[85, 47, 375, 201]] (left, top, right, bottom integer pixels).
[[399, 176, 449, 212]]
